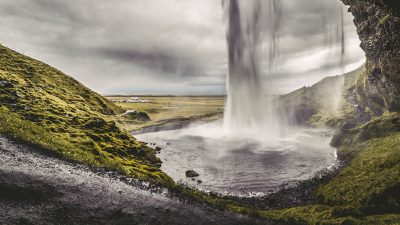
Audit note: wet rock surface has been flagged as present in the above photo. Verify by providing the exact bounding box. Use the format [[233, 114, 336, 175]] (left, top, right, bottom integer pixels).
[[223, 167, 343, 211], [0, 136, 272, 225], [342, 0, 400, 114], [185, 170, 200, 178], [123, 110, 151, 122]]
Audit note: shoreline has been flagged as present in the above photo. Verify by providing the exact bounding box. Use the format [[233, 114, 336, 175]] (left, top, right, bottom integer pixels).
[[132, 121, 344, 211], [131, 112, 223, 135]]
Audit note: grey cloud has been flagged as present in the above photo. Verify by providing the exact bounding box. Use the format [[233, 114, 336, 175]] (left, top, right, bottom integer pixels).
[[97, 47, 198, 77], [0, 0, 364, 95]]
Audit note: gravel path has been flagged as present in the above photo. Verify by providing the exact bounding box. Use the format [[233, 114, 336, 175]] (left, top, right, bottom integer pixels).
[[0, 136, 273, 225]]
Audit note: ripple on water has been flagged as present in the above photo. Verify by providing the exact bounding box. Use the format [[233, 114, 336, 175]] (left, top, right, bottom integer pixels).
[[136, 122, 337, 196]]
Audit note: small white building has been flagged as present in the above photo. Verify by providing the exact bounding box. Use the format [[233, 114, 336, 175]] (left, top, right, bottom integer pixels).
[[125, 97, 149, 103]]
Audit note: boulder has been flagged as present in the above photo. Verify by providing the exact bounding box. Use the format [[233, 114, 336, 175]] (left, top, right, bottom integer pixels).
[[185, 170, 199, 178], [123, 110, 150, 122]]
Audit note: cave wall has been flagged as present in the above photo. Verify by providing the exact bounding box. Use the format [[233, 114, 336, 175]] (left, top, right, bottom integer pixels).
[[341, 0, 400, 114]]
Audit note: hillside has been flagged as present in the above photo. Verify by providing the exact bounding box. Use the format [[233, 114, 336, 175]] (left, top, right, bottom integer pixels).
[[280, 66, 365, 127], [254, 66, 400, 224], [262, 114, 400, 224], [107, 96, 224, 132], [0, 45, 171, 183]]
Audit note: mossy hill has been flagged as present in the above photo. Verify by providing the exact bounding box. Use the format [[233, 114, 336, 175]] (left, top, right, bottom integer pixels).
[[0, 45, 171, 184], [261, 116, 400, 225], [280, 66, 364, 128]]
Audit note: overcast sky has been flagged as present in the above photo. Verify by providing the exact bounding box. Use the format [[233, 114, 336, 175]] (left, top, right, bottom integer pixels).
[[0, 0, 365, 95]]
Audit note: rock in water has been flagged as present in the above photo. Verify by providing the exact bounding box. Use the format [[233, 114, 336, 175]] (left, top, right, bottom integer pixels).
[[123, 110, 150, 122], [185, 170, 199, 178]]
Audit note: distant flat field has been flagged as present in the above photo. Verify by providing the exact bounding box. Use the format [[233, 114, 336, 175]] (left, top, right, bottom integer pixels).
[[106, 96, 225, 131]]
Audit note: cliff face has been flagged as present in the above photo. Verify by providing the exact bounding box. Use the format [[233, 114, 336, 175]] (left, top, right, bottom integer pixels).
[[342, 0, 400, 116]]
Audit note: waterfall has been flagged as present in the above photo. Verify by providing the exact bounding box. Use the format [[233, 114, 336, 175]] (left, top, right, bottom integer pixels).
[[223, 0, 281, 131], [223, 0, 347, 133]]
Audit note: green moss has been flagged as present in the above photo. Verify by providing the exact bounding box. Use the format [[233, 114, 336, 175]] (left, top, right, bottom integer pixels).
[[379, 14, 391, 25], [318, 133, 400, 209], [252, 112, 400, 224], [0, 45, 171, 184], [261, 205, 400, 225]]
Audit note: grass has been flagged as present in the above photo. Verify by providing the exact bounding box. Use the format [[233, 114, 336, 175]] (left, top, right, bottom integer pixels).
[[318, 114, 400, 211], [107, 96, 224, 131], [318, 134, 400, 209], [0, 44, 171, 184], [0, 106, 116, 170], [254, 113, 400, 224], [279, 66, 364, 128], [251, 132, 399, 225], [261, 205, 400, 225]]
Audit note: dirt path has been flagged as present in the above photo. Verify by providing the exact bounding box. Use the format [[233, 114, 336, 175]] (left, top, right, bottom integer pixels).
[[0, 136, 272, 225]]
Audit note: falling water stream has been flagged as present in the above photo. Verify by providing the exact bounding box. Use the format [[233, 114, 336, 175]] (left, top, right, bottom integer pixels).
[[223, 0, 346, 133], [223, 0, 281, 131], [136, 0, 348, 195]]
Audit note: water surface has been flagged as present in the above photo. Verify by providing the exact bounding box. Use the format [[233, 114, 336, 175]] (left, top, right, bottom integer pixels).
[[136, 121, 337, 196]]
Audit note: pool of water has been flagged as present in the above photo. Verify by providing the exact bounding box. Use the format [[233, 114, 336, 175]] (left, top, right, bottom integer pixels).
[[136, 121, 337, 196]]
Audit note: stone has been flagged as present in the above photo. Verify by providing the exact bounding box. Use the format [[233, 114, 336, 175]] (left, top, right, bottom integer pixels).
[[123, 110, 150, 122], [0, 80, 13, 88], [342, 0, 400, 113], [185, 170, 199, 178]]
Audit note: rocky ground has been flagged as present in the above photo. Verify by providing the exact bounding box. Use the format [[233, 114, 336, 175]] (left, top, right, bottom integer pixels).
[[0, 136, 272, 225]]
